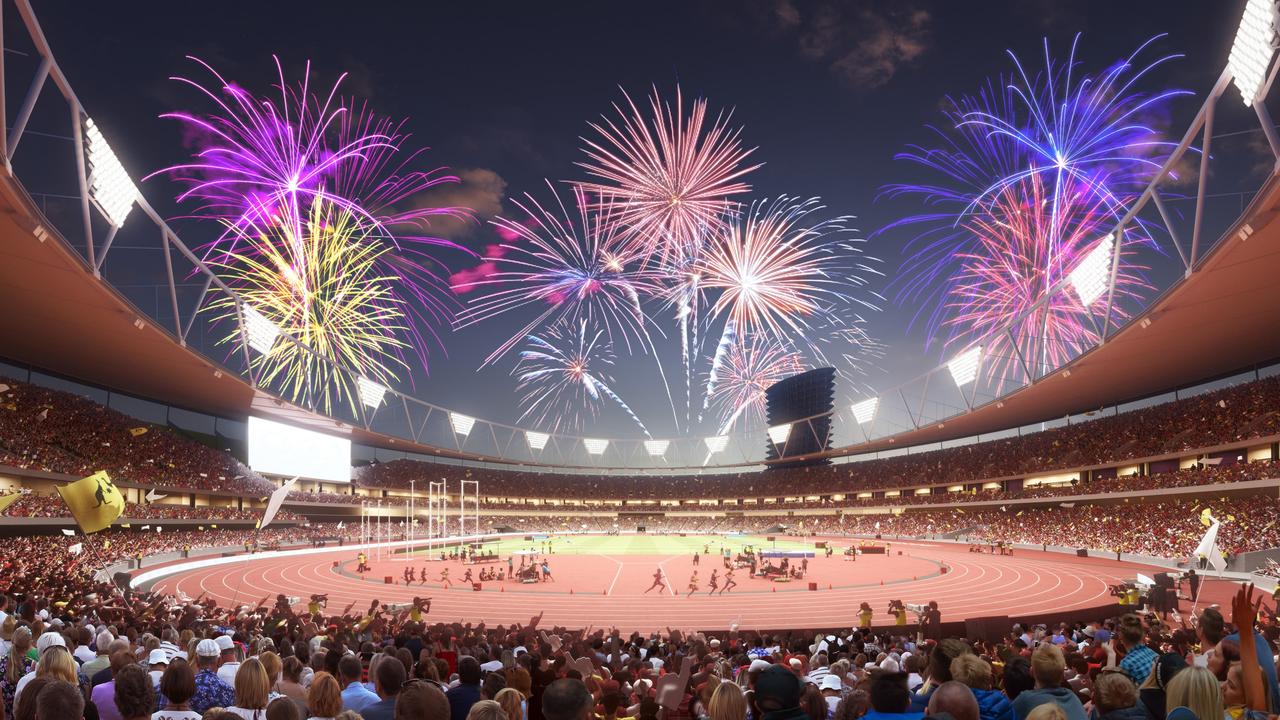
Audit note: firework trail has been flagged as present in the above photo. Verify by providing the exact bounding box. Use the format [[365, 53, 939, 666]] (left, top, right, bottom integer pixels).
[[154, 57, 471, 400], [707, 335, 805, 434], [513, 319, 650, 437], [206, 199, 411, 415], [454, 183, 685, 430], [695, 197, 880, 419], [882, 35, 1186, 379]]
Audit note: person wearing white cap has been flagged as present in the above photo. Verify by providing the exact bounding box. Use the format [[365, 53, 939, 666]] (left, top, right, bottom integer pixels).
[[148, 649, 169, 685], [191, 639, 235, 714], [215, 635, 240, 686], [820, 675, 843, 716]]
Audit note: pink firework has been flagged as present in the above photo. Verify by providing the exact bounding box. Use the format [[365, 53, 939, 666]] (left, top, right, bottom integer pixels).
[[576, 85, 762, 266], [708, 335, 805, 433]]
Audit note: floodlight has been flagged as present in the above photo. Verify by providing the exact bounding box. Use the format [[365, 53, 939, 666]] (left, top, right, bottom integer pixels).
[[242, 304, 280, 355], [704, 435, 729, 453], [1069, 234, 1114, 307], [947, 346, 982, 387], [1229, 0, 1279, 105], [525, 430, 550, 450], [767, 424, 792, 445], [83, 117, 140, 227], [583, 437, 609, 455], [449, 412, 475, 437], [851, 397, 879, 425], [644, 439, 669, 456], [356, 376, 386, 409]]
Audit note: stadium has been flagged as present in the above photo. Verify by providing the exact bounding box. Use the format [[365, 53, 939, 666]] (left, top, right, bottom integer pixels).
[[2, 2, 1280, 720]]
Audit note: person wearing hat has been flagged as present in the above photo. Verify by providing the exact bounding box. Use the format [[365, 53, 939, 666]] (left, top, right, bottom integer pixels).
[[820, 675, 843, 716], [190, 638, 234, 714], [148, 649, 169, 686], [754, 664, 809, 720], [214, 635, 240, 686]]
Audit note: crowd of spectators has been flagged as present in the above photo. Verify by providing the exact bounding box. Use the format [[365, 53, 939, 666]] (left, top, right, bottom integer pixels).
[[0, 532, 1276, 720], [359, 375, 1280, 500], [0, 378, 274, 495], [0, 492, 303, 522]]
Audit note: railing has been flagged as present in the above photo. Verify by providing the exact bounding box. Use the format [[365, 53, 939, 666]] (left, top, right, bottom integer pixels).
[[1, 0, 1277, 472]]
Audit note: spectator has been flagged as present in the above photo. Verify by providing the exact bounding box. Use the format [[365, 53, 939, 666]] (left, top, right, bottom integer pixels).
[[950, 654, 1010, 720], [495, 687, 525, 720], [864, 672, 922, 720], [155, 658, 201, 720], [337, 656, 376, 714], [1, 626, 34, 718], [448, 657, 484, 720], [114, 664, 156, 720], [275, 657, 308, 719], [14, 675, 49, 720], [467, 700, 509, 720], [34, 679, 84, 720], [305, 672, 342, 720], [1091, 672, 1144, 720], [228, 658, 272, 720], [912, 639, 971, 712], [927, 681, 980, 720], [1117, 616, 1157, 685], [191, 639, 235, 714], [1163, 666, 1222, 720], [395, 680, 450, 720], [91, 651, 135, 720], [542, 679, 594, 720], [359, 650, 406, 720], [1009, 645, 1085, 720]]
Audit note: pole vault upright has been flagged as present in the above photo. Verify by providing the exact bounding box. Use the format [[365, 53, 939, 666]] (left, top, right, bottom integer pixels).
[[428, 479, 447, 555], [459, 479, 480, 541]]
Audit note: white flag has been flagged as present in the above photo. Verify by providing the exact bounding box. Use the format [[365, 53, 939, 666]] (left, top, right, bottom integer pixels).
[[68, 543, 83, 555], [337, 521, 345, 529], [259, 477, 298, 530], [61, 529, 76, 536], [1192, 518, 1226, 571]]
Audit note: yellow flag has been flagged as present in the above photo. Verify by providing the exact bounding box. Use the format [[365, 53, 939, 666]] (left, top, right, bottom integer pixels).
[[56, 471, 125, 534], [1200, 508, 1214, 528], [129, 427, 148, 437], [0, 493, 21, 514]]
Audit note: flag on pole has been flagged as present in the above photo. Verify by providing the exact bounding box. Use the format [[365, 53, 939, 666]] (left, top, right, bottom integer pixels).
[[0, 494, 21, 514], [56, 471, 125, 534], [259, 477, 298, 530], [1192, 512, 1226, 571]]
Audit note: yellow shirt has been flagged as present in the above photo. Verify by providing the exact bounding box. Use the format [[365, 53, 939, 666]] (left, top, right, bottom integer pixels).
[[859, 610, 873, 628]]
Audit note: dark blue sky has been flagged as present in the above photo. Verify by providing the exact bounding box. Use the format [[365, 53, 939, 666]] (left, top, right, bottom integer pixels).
[[28, 0, 1258, 440]]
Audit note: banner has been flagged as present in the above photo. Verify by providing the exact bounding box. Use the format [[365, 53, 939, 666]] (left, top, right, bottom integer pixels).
[[259, 477, 298, 530], [57, 471, 125, 534], [129, 427, 148, 437], [1192, 516, 1226, 571]]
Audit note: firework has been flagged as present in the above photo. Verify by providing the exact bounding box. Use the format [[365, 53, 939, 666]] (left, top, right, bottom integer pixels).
[[707, 335, 805, 434], [454, 182, 665, 364], [154, 58, 470, 402], [883, 35, 1186, 374], [945, 175, 1150, 389], [576, 85, 762, 266], [206, 199, 411, 415], [513, 319, 650, 436]]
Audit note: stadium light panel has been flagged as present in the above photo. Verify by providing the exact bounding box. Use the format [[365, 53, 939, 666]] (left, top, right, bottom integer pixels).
[[947, 346, 982, 387], [242, 304, 280, 355], [583, 437, 609, 455], [449, 412, 476, 437], [851, 397, 879, 425], [525, 430, 550, 451], [83, 117, 141, 227], [1229, 0, 1279, 105], [767, 424, 792, 445], [703, 435, 729, 453], [356, 376, 386, 409], [1069, 234, 1114, 307], [644, 439, 669, 456]]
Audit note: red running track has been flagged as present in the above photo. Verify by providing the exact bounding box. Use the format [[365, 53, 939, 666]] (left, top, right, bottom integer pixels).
[[147, 538, 1195, 632]]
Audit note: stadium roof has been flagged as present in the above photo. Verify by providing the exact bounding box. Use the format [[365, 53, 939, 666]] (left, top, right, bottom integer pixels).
[[2, 162, 1279, 471]]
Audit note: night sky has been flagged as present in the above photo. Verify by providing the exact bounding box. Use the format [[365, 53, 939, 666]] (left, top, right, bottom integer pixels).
[[25, 0, 1257, 442]]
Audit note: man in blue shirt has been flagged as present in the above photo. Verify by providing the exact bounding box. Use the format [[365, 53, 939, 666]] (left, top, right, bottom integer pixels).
[[190, 639, 235, 714], [864, 671, 924, 720], [447, 656, 484, 720], [359, 656, 406, 720], [339, 654, 379, 713]]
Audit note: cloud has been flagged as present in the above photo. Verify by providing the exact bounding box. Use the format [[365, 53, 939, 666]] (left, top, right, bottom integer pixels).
[[410, 167, 508, 242], [769, 1, 931, 91]]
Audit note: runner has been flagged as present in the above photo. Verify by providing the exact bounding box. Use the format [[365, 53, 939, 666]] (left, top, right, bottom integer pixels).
[[719, 569, 737, 594], [439, 568, 452, 589], [357, 552, 369, 574], [420, 567, 430, 585], [540, 559, 554, 582], [403, 567, 415, 585], [707, 570, 719, 595], [643, 567, 667, 594], [463, 569, 473, 584], [687, 571, 699, 597]]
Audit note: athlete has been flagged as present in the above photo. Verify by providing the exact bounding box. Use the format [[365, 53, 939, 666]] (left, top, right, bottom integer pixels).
[[707, 570, 719, 595], [420, 567, 430, 585], [693, 551, 700, 566], [644, 568, 667, 594], [357, 552, 369, 574], [719, 569, 737, 594], [403, 567, 415, 585], [540, 560, 554, 582], [439, 568, 452, 589], [858, 602, 874, 629], [463, 569, 473, 584], [687, 571, 699, 597]]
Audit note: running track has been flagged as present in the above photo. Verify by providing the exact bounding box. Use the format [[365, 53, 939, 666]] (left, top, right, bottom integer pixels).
[[146, 539, 1181, 632]]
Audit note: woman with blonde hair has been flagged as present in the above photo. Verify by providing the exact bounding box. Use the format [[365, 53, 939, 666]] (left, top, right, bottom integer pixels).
[[0, 626, 34, 719], [1164, 666, 1223, 720], [467, 699, 509, 720], [495, 687, 525, 720], [709, 680, 747, 720], [228, 658, 272, 719], [1024, 704, 1067, 720]]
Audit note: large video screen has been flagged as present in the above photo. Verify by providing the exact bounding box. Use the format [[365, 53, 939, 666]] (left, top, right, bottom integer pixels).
[[247, 416, 351, 483]]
